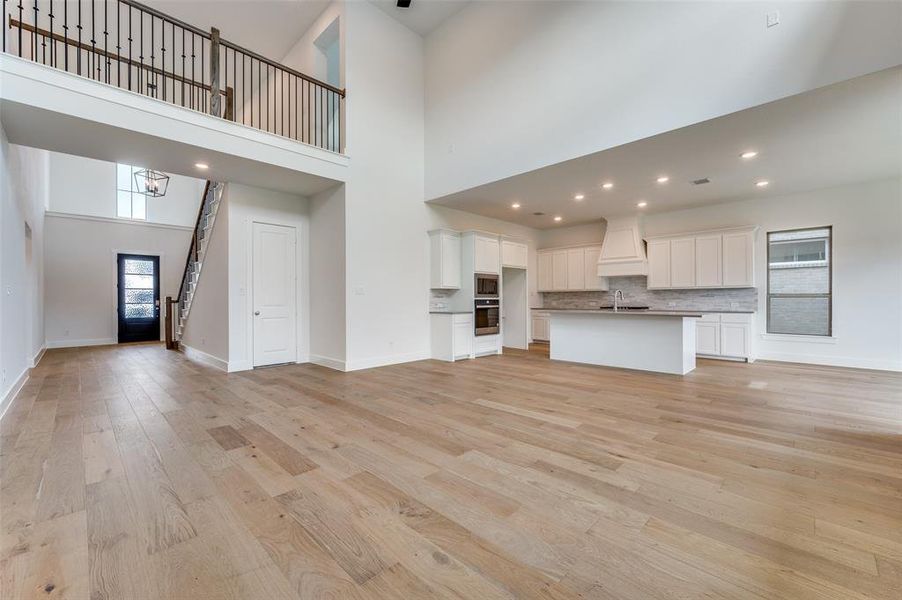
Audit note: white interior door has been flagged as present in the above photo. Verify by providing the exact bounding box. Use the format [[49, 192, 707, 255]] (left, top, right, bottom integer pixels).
[[253, 223, 297, 367]]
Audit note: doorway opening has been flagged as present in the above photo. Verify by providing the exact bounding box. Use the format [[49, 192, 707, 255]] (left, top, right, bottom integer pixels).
[[502, 267, 529, 350], [117, 253, 161, 343]]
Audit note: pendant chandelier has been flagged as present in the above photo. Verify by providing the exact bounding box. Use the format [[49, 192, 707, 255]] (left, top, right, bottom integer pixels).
[[134, 168, 170, 197]]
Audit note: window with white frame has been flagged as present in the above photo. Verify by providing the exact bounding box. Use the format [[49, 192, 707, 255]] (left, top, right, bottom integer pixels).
[[767, 227, 832, 336], [116, 164, 147, 220]]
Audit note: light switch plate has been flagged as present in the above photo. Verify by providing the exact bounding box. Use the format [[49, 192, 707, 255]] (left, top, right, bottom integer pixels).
[[766, 10, 780, 28]]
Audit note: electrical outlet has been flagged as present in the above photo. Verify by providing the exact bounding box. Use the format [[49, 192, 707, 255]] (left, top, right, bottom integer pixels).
[[766, 10, 780, 28], [353, 286, 366, 296]]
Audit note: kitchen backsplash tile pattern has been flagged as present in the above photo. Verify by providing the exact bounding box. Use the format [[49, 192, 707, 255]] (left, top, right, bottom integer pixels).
[[542, 276, 758, 311]]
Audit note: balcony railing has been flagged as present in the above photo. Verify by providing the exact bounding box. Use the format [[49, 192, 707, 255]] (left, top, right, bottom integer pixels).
[[3, 0, 344, 153]]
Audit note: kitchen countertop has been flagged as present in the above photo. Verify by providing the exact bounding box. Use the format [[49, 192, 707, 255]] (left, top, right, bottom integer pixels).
[[531, 307, 754, 314], [539, 308, 704, 317], [429, 310, 472, 314]]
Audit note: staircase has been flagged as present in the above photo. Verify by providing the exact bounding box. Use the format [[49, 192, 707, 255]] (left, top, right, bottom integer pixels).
[[169, 181, 224, 346]]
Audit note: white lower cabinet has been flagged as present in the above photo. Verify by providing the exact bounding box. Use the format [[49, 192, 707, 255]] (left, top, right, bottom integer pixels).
[[532, 311, 550, 342], [431, 313, 473, 361], [696, 313, 754, 361]]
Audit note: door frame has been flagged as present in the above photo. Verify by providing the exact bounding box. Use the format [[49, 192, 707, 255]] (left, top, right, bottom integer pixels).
[[247, 220, 303, 368], [109, 249, 166, 343]]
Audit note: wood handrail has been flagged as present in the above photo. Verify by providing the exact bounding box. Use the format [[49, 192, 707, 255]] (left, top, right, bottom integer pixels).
[[8, 17, 227, 97], [219, 38, 346, 97], [177, 180, 212, 309]]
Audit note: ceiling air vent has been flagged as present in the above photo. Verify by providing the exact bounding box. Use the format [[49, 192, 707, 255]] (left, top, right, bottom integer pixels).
[[532, 212, 545, 216], [692, 178, 711, 185]]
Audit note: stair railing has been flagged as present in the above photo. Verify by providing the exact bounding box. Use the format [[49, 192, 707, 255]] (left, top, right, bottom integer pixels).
[[4, 0, 345, 152]]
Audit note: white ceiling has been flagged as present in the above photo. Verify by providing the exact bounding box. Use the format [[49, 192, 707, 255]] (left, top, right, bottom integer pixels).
[[368, 0, 470, 36], [429, 67, 902, 229], [146, 0, 332, 61]]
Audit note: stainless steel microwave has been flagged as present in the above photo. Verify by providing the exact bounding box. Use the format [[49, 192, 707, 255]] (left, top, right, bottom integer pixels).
[[475, 273, 499, 298]]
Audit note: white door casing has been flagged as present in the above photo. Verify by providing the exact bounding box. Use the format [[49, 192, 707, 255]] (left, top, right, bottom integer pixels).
[[252, 222, 297, 367]]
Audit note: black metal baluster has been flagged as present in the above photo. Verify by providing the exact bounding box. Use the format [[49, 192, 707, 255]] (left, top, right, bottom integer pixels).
[[48, 0, 54, 67], [171, 20, 175, 104], [191, 32, 195, 110], [257, 59, 261, 130], [2, 0, 6, 53], [128, 3, 132, 90], [116, 1, 120, 86], [149, 14, 155, 97], [91, 0, 98, 78], [31, 0, 36, 61], [161, 20, 167, 102], [63, 0, 68, 70], [139, 9, 144, 93], [181, 28, 185, 106], [103, 0, 109, 82], [17, 1, 23, 57]]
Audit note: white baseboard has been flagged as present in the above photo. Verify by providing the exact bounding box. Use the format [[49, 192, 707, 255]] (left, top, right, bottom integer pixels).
[[31, 346, 46, 368], [0, 368, 30, 422], [345, 351, 430, 372], [309, 354, 347, 372], [758, 351, 902, 372], [180, 344, 229, 372], [46, 338, 116, 349], [227, 360, 253, 373]]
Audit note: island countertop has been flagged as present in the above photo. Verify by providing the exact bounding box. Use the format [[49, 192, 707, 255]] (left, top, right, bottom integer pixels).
[[542, 309, 703, 318]]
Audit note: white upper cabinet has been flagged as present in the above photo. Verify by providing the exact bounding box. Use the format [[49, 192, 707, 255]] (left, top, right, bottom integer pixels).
[[537, 245, 608, 292], [670, 238, 696, 288], [695, 234, 723, 287], [501, 239, 528, 269], [474, 234, 500, 274], [647, 240, 671, 289], [551, 250, 568, 290], [722, 229, 755, 287], [537, 252, 553, 291], [566, 248, 585, 290], [647, 227, 756, 290], [583, 246, 609, 291], [428, 230, 461, 289]]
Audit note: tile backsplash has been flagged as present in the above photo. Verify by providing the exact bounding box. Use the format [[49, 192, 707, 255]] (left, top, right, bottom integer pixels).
[[542, 276, 758, 312]]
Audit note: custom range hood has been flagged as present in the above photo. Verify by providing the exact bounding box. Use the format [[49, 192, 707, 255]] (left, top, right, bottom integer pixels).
[[597, 217, 648, 277]]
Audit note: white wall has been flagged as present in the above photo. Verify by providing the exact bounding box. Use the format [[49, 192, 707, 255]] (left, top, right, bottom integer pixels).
[[309, 184, 347, 369], [537, 221, 606, 250], [43, 215, 191, 347], [226, 183, 310, 372], [425, 0, 902, 198], [642, 178, 902, 371], [1, 130, 48, 413], [181, 192, 230, 366], [48, 151, 203, 226]]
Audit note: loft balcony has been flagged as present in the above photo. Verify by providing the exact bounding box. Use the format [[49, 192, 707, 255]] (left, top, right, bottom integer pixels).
[[2, 0, 345, 155]]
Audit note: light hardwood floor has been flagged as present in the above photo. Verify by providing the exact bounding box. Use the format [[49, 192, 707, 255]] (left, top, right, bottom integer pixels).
[[1, 343, 901, 599]]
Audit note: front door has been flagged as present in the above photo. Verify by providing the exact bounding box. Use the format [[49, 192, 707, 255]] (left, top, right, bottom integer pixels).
[[252, 223, 297, 367], [117, 253, 161, 343]]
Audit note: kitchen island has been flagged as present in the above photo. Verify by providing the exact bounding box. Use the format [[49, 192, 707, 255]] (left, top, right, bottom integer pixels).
[[546, 309, 702, 374]]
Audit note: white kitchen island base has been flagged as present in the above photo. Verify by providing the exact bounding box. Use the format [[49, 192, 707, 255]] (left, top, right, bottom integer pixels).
[[549, 311, 699, 375]]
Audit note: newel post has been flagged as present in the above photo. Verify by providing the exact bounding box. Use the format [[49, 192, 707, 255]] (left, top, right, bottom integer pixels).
[[210, 27, 221, 117]]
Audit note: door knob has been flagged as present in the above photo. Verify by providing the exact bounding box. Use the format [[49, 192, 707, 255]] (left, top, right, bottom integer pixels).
[[254, 311, 260, 316]]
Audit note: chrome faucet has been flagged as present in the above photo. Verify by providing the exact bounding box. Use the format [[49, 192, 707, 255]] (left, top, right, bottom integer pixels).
[[614, 289, 624, 312]]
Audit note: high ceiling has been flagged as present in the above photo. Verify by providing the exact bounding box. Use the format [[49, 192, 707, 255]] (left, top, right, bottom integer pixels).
[[368, 0, 470, 36], [146, 0, 332, 61], [429, 67, 902, 229]]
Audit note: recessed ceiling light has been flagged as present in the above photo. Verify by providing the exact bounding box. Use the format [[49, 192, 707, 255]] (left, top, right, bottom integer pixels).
[[755, 180, 770, 187], [554, 216, 563, 222], [195, 163, 209, 170], [740, 151, 758, 159], [637, 201, 648, 208], [574, 194, 585, 201], [602, 182, 614, 190], [511, 202, 521, 209], [656, 176, 669, 184]]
